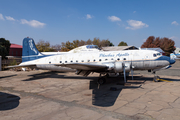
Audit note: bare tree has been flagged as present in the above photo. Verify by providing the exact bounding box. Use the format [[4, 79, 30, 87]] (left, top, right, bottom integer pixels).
[[141, 36, 175, 56]]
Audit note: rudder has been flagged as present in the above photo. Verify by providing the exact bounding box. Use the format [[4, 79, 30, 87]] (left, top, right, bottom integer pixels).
[[22, 37, 42, 62]]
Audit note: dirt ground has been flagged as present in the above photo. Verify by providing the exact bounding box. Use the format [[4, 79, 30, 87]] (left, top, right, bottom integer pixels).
[[0, 60, 180, 120]]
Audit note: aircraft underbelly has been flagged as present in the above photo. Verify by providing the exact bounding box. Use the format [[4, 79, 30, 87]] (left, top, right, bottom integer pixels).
[[132, 60, 169, 70]]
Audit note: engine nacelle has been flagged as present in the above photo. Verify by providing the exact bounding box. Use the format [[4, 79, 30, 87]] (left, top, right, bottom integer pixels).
[[114, 62, 131, 73], [124, 62, 131, 72], [114, 62, 123, 73]]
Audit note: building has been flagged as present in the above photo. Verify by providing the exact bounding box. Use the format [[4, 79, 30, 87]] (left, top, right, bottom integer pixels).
[[9, 44, 22, 57], [102, 46, 138, 51]]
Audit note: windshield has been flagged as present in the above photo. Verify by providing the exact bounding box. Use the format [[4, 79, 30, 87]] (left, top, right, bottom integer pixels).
[[86, 45, 101, 50]]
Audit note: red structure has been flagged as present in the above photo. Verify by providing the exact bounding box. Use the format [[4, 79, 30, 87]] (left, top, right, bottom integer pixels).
[[9, 44, 22, 56]]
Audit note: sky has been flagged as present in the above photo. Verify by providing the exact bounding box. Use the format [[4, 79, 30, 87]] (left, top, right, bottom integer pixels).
[[0, 0, 180, 47]]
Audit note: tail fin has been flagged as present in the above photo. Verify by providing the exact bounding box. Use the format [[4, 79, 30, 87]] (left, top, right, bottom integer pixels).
[[22, 37, 43, 62]]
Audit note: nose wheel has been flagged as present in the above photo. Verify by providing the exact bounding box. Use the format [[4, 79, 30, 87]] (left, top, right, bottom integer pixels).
[[153, 76, 160, 82], [153, 71, 160, 82]]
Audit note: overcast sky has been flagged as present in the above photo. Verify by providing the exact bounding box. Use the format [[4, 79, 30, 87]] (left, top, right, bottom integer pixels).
[[0, 0, 180, 47]]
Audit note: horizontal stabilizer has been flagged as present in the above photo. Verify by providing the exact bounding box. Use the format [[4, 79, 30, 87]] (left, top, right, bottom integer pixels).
[[6, 64, 36, 68]]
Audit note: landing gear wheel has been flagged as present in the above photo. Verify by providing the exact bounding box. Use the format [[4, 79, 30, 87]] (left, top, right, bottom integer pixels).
[[105, 73, 109, 78], [97, 77, 106, 85], [153, 76, 160, 82]]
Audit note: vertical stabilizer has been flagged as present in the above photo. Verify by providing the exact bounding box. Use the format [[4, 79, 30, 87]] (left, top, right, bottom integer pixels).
[[22, 37, 43, 62]]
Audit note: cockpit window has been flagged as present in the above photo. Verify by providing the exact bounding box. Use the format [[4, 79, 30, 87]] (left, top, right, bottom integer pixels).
[[157, 53, 161, 56], [86, 45, 101, 50], [153, 54, 157, 57]]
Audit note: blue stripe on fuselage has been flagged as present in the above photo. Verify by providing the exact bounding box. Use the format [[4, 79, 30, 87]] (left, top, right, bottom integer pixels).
[[155, 55, 175, 64], [22, 54, 54, 62]]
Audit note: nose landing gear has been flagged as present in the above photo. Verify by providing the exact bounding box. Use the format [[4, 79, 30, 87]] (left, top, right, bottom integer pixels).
[[153, 71, 160, 82], [153, 75, 160, 82]]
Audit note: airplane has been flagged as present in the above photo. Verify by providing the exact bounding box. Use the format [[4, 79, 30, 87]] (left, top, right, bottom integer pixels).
[[170, 52, 180, 59], [7, 37, 176, 84]]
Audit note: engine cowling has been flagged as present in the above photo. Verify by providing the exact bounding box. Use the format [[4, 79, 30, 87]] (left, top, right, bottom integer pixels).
[[114, 62, 123, 73], [114, 62, 131, 73], [124, 62, 131, 72]]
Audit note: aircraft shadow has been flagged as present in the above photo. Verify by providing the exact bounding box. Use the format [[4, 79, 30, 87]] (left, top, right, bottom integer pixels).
[[89, 76, 142, 107], [23, 71, 97, 81], [89, 75, 179, 107], [0, 75, 17, 80], [21, 71, 179, 107], [0, 92, 20, 111]]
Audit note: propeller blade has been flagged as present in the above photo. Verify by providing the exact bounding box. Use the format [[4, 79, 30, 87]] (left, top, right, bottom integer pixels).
[[130, 60, 133, 80], [131, 68, 134, 80], [123, 64, 126, 83]]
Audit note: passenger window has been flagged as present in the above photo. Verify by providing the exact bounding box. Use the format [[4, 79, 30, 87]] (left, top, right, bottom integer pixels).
[[60, 61, 62, 63], [105, 59, 108, 61], [153, 54, 157, 57], [65, 61, 67, 63], [99, 59, 101, 61], [82, 60, 84, 62], [111, 58, 113, 60], [117, 58, 120, 60], [49, 62, 51, 64], [123, 58, 126, 60], [94, 59, 96, 62], [71, 60, 73, 62], [88, 60, 90, 62], [76, 60, 78, 62]]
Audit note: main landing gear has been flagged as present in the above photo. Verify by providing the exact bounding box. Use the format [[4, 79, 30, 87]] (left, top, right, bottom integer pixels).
[[97, 73, 108, 85], [97, 77, 106, 85]]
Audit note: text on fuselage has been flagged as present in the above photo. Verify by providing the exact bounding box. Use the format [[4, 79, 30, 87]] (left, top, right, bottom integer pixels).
[[99, 53, 129, 57]]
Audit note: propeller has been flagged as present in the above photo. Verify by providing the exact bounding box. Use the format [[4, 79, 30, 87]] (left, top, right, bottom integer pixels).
[[131, 68, 134, 80], [130, 60, 134, 80], [122, 62, 126, 83]]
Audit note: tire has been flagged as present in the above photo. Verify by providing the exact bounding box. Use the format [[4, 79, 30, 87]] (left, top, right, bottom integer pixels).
[[153, 76, 160, 82], [97, 77, 106, 85]]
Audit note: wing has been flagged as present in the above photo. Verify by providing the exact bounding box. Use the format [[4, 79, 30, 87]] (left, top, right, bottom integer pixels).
[[6, 64, 36, 68], [55, 63, 108, 71]]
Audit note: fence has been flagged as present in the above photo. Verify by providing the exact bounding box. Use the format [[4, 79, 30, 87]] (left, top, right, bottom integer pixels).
[[1, 57, 22, 70]]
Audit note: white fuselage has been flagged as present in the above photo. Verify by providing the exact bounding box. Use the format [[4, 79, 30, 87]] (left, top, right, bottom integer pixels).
[[21, 49, 170, 72]]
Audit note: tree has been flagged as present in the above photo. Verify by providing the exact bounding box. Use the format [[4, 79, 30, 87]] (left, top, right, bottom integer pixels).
[[92, 38, 100, 47], [72, 40, 80, 48], [0, 38, 11, 59], [60, 38, 114, 52], [51, 44, 61, 52], [99, 39, 114, 48], [36, 40, 55, 52], [60, 41, 74, 52], [86, 39, 92, 45], [141, 36, 175, 56], [160, 37, 175, 56], [118, 41, 128, 46], [79, 40, 86, 46]]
